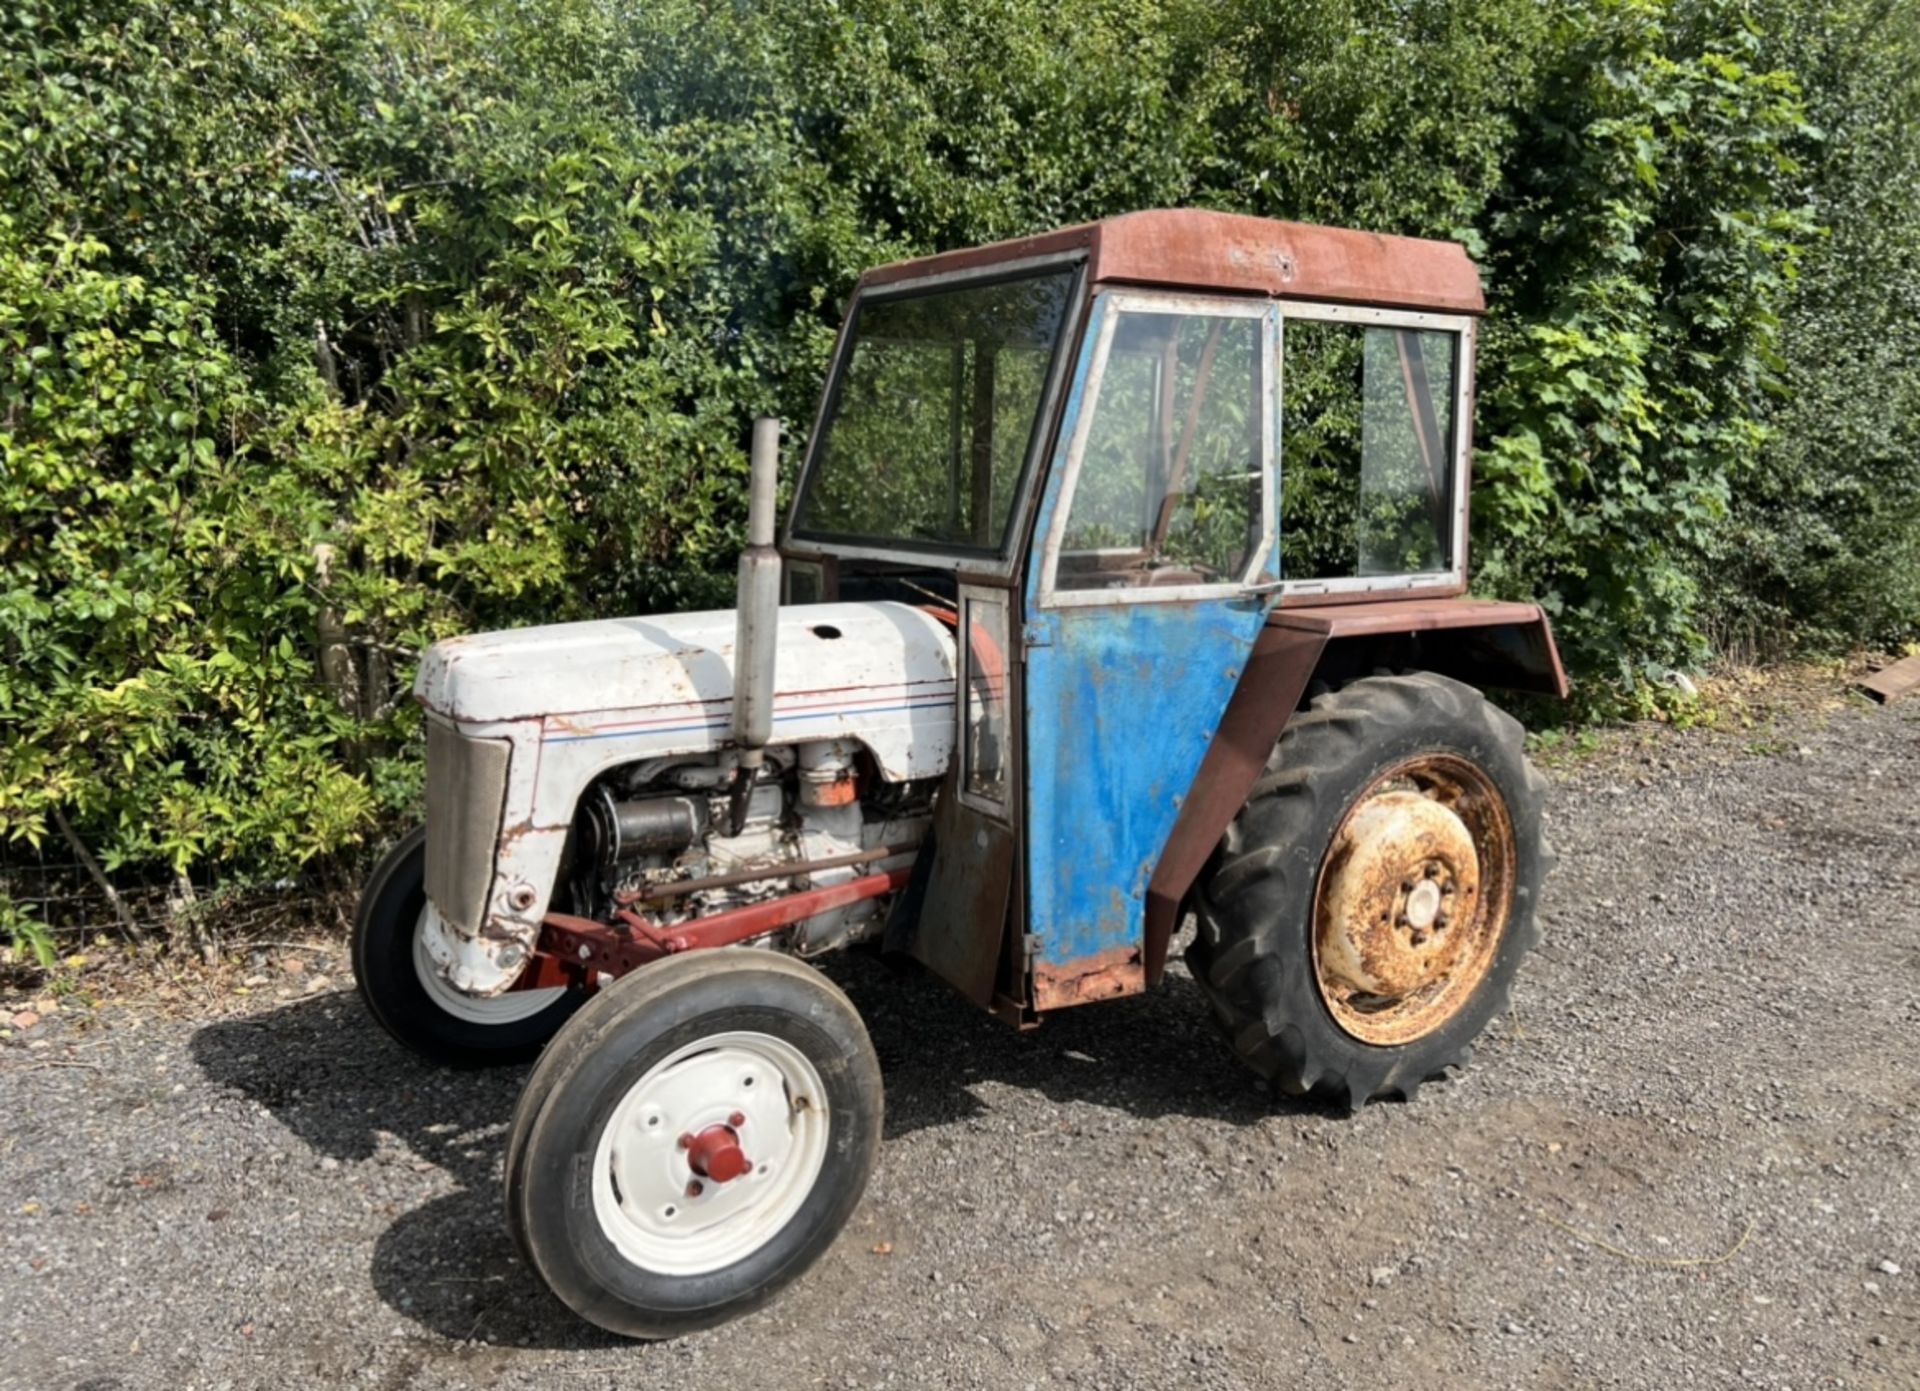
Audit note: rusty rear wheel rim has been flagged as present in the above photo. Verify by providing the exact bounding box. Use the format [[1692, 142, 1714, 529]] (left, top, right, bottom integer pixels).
[[1310, 754, 1516, 1047]]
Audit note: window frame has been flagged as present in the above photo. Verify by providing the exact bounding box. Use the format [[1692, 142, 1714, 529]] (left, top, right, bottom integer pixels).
[[956, 588, 1014, 818], [1274, 301, 1475, 598], [784, 252, 1089, 579], [1036, 291, 1280, 609]]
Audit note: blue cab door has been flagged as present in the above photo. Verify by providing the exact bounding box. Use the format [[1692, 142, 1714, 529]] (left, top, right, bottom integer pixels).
[[1019, 292, 1280, 1009]]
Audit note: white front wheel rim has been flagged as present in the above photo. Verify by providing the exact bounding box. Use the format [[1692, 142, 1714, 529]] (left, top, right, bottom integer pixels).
[[411, 904, 566, 1025], [591, 1031, 831, 1276]]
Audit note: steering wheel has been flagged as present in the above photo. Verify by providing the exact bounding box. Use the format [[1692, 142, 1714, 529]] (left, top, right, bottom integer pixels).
[[1143, 556, 1218, 587]]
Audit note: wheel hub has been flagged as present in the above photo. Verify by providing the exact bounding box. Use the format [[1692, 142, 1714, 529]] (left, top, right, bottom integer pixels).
[[682, 1118, 751, 1185], [1318, 790, 1480, 1000], [1306, 754, 1517, 1050], [1403, 878, 1444, 933], [591, 1032, 831, 1277]]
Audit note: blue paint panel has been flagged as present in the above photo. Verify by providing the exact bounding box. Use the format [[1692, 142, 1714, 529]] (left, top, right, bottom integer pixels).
[[1020, 295, 1279, 971], [1022, 599, 1267, 967]]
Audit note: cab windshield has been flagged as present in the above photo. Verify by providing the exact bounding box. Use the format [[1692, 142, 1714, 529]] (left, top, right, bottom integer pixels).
[[793, 266, 1077, 555]]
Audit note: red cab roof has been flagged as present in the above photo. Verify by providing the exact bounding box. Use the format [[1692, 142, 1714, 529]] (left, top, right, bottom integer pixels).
[[860, 208, 1485, 316]]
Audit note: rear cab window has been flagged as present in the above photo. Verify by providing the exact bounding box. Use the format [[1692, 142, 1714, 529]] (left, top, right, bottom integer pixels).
[[1276, 305, 1471, 594]]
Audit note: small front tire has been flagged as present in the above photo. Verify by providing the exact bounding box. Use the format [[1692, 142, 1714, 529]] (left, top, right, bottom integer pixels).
[[352, 827, 580, 1067], [505, 951, 883, 1339]]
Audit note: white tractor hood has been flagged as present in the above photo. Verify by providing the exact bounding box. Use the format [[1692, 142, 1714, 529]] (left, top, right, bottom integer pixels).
[[413, 600, 959, 782]]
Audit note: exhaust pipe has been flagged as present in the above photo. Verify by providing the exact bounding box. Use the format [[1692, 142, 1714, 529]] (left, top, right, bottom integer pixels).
[[732, 417, 783, 772]]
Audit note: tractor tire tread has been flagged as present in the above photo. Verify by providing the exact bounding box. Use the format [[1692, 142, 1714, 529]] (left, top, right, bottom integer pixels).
[[1185, 672, 1548, 1107]]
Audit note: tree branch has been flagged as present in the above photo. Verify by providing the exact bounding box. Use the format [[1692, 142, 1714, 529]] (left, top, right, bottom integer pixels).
[[49, 806, 148, 948]]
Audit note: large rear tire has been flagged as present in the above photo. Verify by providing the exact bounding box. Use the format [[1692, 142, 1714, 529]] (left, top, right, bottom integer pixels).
[[352, 828, 581, 1067], [1186, 672, 1548, 1109], [504, 951, 883, 1339]]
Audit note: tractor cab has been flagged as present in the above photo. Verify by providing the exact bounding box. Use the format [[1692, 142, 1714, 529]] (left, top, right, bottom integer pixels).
[[779, 209, 1558, 1020]]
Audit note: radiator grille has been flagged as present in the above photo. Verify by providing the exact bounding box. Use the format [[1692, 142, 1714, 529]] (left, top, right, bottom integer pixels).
[[423, 720, 512, 935]]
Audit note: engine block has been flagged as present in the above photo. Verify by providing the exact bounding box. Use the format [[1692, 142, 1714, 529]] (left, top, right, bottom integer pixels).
[[569, 738, 933, 955]]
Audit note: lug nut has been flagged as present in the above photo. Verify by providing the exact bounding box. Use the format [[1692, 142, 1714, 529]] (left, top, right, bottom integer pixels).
[[677, 1133, 693, 1150], [685, 1180, 704, 1198], [728, 1111, 746, 1128]]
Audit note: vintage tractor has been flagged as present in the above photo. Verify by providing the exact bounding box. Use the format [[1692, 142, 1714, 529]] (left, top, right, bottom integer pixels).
[[352, 210, 1566, 1337]]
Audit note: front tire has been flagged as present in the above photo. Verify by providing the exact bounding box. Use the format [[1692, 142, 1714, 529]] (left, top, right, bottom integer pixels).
[[1186, 672, 1549, 1109], [504, 951, 883, 1339], [352, 827, 581, 1067]]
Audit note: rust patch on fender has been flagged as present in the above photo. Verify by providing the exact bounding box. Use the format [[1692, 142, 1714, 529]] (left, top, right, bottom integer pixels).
[[1033, 946, 1145, 1012]]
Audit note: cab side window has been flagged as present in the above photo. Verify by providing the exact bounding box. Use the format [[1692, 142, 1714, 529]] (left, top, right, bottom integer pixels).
[[1280, 320, 1461, 581], [1055, 309, 1265, 592]]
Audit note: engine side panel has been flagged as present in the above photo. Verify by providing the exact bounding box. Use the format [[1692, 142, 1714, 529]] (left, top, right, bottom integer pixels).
[[415, 601, 957, 997]]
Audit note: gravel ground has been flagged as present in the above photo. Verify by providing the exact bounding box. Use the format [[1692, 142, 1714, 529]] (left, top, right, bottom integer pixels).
[[3, 691, 1916, 1391]]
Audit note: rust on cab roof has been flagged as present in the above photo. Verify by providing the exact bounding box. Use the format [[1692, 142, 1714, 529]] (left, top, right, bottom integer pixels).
[[858, 208, 1486, 316]]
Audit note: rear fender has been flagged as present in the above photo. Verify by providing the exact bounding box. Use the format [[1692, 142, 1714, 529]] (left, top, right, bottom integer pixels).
[[1141, 599, 1566, 985]]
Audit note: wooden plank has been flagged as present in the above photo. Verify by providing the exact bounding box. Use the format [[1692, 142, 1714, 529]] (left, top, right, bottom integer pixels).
[[1858, 654, 1920, 704]]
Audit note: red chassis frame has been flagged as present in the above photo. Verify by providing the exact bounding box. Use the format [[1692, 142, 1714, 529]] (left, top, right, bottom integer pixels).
[[511, 866, 912, 993]]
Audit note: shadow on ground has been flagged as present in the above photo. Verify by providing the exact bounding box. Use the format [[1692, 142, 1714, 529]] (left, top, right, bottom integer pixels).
[[189, 951, 1313, 1347]]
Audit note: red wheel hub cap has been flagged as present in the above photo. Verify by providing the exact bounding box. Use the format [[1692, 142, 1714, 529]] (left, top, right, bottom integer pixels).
[[684, 1123, 750, 1183]]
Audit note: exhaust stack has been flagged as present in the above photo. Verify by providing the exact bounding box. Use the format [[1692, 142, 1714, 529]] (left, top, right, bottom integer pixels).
[[732, 417, 783, 770]]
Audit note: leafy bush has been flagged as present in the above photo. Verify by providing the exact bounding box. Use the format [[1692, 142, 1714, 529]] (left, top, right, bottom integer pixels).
[[1471, 0, 1818, 700], [0, 0, 1912, 900], [1708, 0, 1920, 655], [0, 218, 369, 875], [1, 0, 754, 879], [0, 893, 55, 971]]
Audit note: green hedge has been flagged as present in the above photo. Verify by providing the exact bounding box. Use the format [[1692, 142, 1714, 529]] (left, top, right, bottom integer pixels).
[[1, 0, 1915, 887]]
